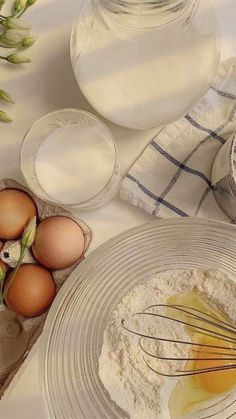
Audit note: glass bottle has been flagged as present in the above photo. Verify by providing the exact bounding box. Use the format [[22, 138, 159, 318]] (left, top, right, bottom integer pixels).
[[71, 0, 219, 130]]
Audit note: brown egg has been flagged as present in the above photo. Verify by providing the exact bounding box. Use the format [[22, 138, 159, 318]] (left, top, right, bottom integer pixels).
[[0, 189, 37, 240], [5, 264, 56, 318], [32, 216, 85, 270], [0, 241, 9, 273]]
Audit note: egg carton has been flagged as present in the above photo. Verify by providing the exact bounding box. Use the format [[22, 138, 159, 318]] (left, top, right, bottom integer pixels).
[[0, 179, 92, 398]]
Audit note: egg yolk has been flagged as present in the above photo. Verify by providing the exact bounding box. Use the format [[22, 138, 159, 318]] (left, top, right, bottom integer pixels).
[[194, 337, 236, 394], [169, 292, 236, 419]]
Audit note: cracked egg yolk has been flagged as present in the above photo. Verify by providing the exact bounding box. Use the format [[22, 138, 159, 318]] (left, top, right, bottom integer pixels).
[[194, 336, 236, 394], [168, 292, 236, 419]]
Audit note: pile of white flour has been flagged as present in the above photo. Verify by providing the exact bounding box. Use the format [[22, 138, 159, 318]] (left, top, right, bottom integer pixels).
[[98, 269, 236, 419]]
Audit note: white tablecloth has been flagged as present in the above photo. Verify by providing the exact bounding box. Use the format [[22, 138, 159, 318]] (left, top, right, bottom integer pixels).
[[0, 1, 236, 417]]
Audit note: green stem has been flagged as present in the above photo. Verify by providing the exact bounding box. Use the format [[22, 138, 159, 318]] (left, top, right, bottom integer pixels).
[[0, 42, 18, 48], [0, 6, 28, 19], [2, 244, 26, 302], [12, 6, 29, 18], [0, 55, 7, 60], [0, 274, 5, 297], [0, 289, 4, 304], [16, 8, 28, 17]]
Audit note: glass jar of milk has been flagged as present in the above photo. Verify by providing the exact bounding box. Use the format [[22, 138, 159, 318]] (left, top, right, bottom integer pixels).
[[70, 0, 219, 130]]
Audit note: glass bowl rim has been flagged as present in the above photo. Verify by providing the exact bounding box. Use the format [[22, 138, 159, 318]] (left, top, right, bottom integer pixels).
[[40, 217, 236, 418], [19, 107, 119, 208]]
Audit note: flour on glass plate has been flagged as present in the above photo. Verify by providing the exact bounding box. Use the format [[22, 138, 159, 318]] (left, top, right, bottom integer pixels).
[[98, 269, 236, 419]]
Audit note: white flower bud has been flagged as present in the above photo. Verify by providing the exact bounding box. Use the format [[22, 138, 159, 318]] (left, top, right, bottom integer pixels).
[[0, 111, 12, 123], [22, 216, 37, 248], [0, 89, 14, 104], [2, 29, 27, 45], [2, 18, 32, 31], [14, 0, 27, 13], [6, 54, 31, 64], [21, 35, 38, 48]]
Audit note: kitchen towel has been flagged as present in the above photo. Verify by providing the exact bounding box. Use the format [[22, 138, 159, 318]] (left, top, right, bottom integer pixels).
[[119, 58, 236, 222]]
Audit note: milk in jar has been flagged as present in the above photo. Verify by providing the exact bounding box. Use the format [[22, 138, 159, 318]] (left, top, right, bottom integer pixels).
[[71, 0, 219, 130]]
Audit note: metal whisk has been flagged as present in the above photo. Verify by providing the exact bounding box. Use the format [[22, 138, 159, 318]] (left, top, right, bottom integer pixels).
[[121, 303, 236, 378]]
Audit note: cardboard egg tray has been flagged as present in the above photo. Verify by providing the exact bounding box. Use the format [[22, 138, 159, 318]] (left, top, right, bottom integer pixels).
[[0, 179, 92, 398]]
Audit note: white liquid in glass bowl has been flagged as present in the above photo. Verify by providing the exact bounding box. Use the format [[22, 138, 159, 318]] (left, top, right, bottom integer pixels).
[[20, 109, 121, 209]]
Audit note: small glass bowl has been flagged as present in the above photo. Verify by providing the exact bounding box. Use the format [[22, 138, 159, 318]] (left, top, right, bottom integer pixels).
[[20, 108, 121, 210]]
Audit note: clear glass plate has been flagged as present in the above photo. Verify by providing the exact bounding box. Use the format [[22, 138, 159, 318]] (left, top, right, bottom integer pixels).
[[41, 218, 236, 419]]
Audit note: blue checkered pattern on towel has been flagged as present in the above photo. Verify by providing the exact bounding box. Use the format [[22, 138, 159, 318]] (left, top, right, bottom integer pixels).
[[119, 59, 236, 223]]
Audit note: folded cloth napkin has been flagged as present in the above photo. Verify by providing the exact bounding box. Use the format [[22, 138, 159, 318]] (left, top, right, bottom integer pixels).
[[119, 58, 236, 222]]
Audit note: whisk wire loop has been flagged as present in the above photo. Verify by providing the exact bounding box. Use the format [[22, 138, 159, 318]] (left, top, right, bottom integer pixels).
[[121, 303, 236, 378]]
